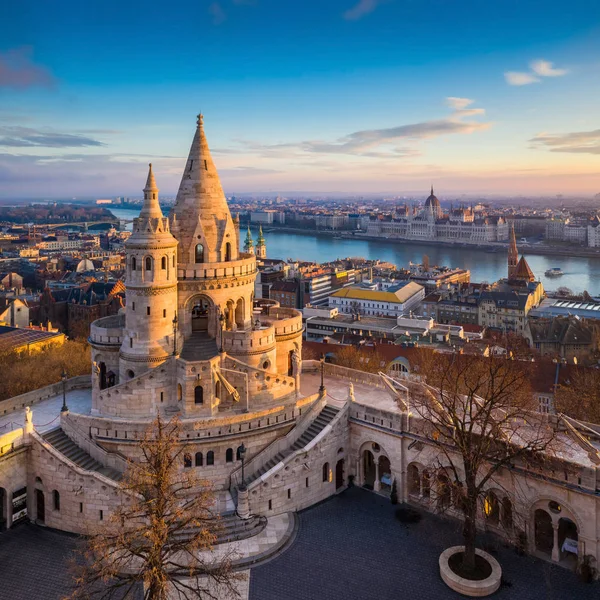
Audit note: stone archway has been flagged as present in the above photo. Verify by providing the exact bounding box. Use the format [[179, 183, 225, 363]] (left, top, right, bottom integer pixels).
[[363, 450, 375, 488], [534, 509, 553, 555], [335, 458, 345, 489], [191, 297, 211, 332]]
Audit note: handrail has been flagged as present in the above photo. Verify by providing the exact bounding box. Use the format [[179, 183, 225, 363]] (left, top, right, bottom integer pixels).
[[229, 391, 323, 492], [61, 412, 129, 473]]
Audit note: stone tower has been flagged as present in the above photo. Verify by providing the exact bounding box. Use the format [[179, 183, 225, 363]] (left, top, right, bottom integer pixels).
[[256, 225, 267, 259], [244, 225, 254, 254], [119, 164, 178, 381], [172, 115, 256, 340], [508, 223, 518, 279]]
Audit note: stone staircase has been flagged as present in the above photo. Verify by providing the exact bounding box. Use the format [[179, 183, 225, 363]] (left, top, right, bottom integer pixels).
[[216, 511, 267, 543], [243, 405, 339, 487], [180, 333, 219, 361], [43, 428, 123, 482]]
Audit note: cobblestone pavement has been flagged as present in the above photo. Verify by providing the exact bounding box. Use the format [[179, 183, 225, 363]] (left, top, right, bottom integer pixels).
[[0, 523, 141, 600], [249, 487, 599, 600]]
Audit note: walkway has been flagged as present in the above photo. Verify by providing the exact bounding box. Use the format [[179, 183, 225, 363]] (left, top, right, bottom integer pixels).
[[249, 487, 599, 600], [0, 389, 92, 434]]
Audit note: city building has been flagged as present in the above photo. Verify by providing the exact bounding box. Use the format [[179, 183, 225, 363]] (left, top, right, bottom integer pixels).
[[527, 316, 597, 363], [328, 282, 425, 317], [365, 187, 509, 243]]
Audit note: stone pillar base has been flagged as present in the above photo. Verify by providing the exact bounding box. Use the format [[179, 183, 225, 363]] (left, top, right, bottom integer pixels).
[[237, 486, 250, 519]]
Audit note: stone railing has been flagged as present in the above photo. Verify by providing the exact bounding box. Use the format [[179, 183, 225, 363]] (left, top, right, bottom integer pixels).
[[89, 313, 125, 346], [61, 412, 129, 473], [229, 391, 323, 491], [223, 356, 297, 401], [258, 306, 303, 338], [350, 402, 406, 434], [0, 375, 91, 417], [178, 254, 256, 281], [302, 360, 387, 390], [0, 427, 24, 457], [222, 327, 275, 354]]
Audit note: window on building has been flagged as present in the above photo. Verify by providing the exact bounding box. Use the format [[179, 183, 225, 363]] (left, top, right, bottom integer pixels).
[[183, 453, 192, 468], [195, 452, 203, 467], [161, 256, 166, 270], [226, 448, 234, 463], [131, 257, 136, 271], [195, 243, 204, 263], [194, 385, 203, 404], [53, 490, 60, 511], [207, 451, 214, 466], [145, 257, 152, 271], [322, 462, 329, 483], [236, 445, 244, 460]]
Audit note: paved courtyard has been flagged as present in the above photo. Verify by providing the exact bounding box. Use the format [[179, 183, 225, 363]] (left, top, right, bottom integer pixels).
[[1, 488, 598, 600], [249, 487, 599, 600]]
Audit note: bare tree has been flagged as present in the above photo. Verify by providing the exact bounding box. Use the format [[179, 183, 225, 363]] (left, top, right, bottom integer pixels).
[[555, 367, 600, 424], [70, 415, 240, 600], [410, 352, 558, 575]]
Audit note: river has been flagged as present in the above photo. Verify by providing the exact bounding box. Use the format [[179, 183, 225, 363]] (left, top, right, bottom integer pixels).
[[109, 208, 600, 294]]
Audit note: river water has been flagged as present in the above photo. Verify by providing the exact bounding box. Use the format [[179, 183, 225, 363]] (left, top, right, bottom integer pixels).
[[109, 208, 600, 294]]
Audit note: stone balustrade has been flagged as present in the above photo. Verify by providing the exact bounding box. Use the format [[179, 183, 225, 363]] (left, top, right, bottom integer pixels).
[[89, 313, 125, 347], [178, 253, 256, 281]]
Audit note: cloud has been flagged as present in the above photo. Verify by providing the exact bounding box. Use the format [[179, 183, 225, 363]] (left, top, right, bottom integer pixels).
[[530, 129, 600, 155], [446, 97, 474, 110], [208, 2, 227, 24], [530, 59, 568, 77], [505, 58, 568, 85], [0, 47, 56, 89], [344, 0, 381, 20], [0, 126, 105, 148], [504, 71, 540, 86], [216, 99, 490, 159]]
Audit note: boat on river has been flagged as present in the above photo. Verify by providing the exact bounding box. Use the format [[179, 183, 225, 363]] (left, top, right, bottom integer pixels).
[[545, 267, 564, 277]]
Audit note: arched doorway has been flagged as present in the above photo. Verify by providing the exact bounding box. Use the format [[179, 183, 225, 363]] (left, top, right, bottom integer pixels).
[[35, 489, 45, 523], [534, 509, 553, 555], [335, 459, 345, 489], [99, 362, 107, 390], [408, 464, 420, 496], [235, 298, 245, 329], [378, 456, 391, 491], [558, 518, 578, 564], [363, 450, 375, 488], [191, 298, 210, 332]]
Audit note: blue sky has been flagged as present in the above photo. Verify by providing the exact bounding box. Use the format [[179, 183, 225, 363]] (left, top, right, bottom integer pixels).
[[1, 0, 599, 198]]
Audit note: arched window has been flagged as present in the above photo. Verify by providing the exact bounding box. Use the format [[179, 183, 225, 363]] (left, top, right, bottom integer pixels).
[[161, 256, 167, 270], [194, 385, 203, 405], [53, 490, 60, 511], [225, 448, 234, 463], [236, 445, 244, 460], [206, 451, 214, 466], [195, 452, 203, 467], [483, 491, 500, 525], [183, 453, 192, 468], [322, 462, 330, 483], [195, 243, 204, 263], [422, 470, 431, 499], [145, 256, 152, 271], [225, 242, 231, 262], [501, 497, 513, 530], [131, 256, 137, 271], [177, 384, 182, 402], [408, 464, 420, 496]]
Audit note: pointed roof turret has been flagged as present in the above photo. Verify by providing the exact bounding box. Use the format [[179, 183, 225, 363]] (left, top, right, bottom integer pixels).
[[171, 114, 238, 264], [244, 225, 254, 254], [514, 255, 535, 282], [139, 163, 163, 219], [257, 224, 265, 246]]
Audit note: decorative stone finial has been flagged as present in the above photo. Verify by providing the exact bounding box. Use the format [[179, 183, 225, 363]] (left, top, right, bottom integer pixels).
[[197, 113, 204, 126], [348, 382, 355, 402]]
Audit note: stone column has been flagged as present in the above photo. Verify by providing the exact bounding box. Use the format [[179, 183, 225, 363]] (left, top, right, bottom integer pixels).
[[374, 460, 381, 492], [552, 523, 560, 562], [237, 487, 250, 520]]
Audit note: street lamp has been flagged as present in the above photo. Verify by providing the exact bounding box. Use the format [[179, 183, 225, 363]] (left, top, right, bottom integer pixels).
[[172, 313, 178, 356], [218, 312, 225, 353], [319, 353, 325, 394], [61, 368, 68, 413], [239, 443, 247, 490]]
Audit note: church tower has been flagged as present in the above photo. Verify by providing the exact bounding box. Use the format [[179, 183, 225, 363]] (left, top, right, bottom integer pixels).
[[244, 225, 254, 254], [256, 225, 267, 259], [508, 223, 518, 279], [119, 164, 178, 381]]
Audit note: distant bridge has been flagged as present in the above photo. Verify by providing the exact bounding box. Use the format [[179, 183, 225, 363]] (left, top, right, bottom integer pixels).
[[43, 219, 131, 230]]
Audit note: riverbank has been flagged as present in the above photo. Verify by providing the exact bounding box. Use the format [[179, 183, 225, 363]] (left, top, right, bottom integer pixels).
[[259, 226, 600, 260]]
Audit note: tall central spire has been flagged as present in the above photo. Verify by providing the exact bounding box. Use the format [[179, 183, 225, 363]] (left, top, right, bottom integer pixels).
[[171, 114, 238, 264], [139, 163, 163, 219], [508, 223, 518, 279]]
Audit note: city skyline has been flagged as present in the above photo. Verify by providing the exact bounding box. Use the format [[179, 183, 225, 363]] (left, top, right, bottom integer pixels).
[[1, 0, 600, 198]]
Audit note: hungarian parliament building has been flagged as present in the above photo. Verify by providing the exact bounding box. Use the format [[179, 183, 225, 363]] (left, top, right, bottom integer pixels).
[[365, 187, 509, 243]]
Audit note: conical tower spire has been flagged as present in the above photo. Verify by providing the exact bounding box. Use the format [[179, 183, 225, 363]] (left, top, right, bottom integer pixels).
[[171, 114, 238, 264], [431, 184, 434, 196], [508, 223, 518, 279], [244, 225, 254, 254], [256, 224, 266, 259], [139, 163, 163, 219]]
